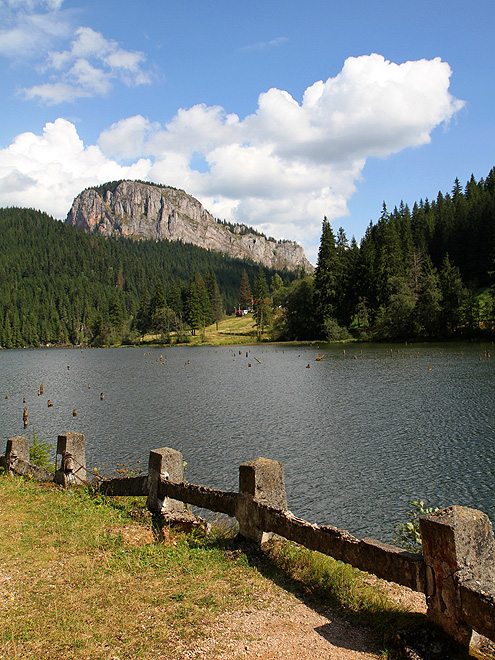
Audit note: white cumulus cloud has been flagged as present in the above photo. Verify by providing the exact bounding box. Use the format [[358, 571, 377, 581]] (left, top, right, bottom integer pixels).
[[0, 54, 464, 258], [0, 118, 150, 214]]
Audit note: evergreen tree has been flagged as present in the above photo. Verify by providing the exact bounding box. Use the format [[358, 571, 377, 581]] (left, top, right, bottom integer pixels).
[[194, 272, 212, 328], [149, 280, 167, 332], [184, 280, 202, 335], [252, 266, 271, 340], [334, 226, 351, 324], [271, 273, 283, 292], [313, 217, 338, 335], [375, 276, 417, 340], [238, 269, 252, 310], [135, 288, 151, 334], [109, 290, 124, 334], [281, 276, 315, 340], [208, 273, 224, 330], [417, 257, 442, 338], [440, 254, 466, 336]]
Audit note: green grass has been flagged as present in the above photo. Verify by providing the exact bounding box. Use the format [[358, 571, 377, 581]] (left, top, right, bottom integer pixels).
[[141, 313, 271, 347], [0, 475, 486, 659], [0, 476, 268, 659]]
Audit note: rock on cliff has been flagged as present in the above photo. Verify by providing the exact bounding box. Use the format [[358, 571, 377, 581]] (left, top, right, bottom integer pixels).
[[65, 180, 314, 272]]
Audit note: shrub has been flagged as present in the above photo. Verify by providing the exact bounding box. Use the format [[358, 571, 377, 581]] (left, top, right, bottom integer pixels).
[[29, 428, 54, 471], [392, 499, 439, 554], [323, 317, 350, 341]]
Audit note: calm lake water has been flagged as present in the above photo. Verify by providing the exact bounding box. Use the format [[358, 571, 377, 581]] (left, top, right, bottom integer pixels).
[[1, 342, 494, 542]]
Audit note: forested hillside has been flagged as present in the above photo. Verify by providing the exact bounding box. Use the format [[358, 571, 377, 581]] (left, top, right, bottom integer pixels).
[[0, 208, 292, 348], [2, 169, 494, 348], [274, 169, 495, 341]]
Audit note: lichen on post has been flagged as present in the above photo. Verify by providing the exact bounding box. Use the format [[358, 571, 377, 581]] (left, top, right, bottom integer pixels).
[[237, 457, 288, 544], [54, 432, 86, 486], [420, 505, 495, 647], [147, 447, 185, 515]]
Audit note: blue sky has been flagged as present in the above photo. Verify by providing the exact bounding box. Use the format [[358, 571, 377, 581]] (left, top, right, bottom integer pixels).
[[0, 0, 493, 263]]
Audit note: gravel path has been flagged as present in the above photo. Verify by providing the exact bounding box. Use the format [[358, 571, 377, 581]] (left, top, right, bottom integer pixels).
[[187, 576, 427, 659]]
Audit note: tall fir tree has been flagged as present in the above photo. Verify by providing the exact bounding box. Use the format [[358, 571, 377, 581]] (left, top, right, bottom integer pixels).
[[184, 280, 202, 335], [253, 266, 271, 340], [313, 217, 338, 335], [238, 269, 252, 310]]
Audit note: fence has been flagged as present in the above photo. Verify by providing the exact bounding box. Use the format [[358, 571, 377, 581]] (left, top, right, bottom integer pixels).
[[1, 432, 495, 650]]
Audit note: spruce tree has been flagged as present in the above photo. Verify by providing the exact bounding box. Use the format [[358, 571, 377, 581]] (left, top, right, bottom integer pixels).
[[135, 289, 151, 334], [253, 266, 271, 340], [208, 273, 224, 330], [313, 217, 338, 334], [184, 280, 202, 335], [109, 290, 124, 333], [440, 254, 466, 336], [194, 272, 212, 327], [238, 269, 252, 310]]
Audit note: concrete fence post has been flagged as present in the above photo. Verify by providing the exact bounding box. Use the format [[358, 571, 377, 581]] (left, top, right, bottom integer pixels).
[[54, 432, 86, 486], [147, 447, 185, 515], [420, 505, 495, 647], [236, 457, 288, 544], [5, 436, 30, 471]]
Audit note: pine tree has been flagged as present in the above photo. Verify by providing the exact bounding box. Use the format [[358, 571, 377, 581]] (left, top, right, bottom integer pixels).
[[440, 254, 466, 336], [184, 280, 202, 335], [194, 272, 212, 328], [238, 269, 252, 311], [334, 226, 351, 324], [208, 273, 223, 330], [135, 288, 151, 334], [283, 276, 315, 340], [416, 258, 442, 338], [253, 266, 271, 340], [149, 280, 167, 332], [313, 217, 338, 334], [271, 273, 283, 292], [109, 290, 124, 334]]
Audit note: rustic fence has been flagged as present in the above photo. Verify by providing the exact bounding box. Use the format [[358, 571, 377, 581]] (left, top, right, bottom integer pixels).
[[1, 432, 495, 650]]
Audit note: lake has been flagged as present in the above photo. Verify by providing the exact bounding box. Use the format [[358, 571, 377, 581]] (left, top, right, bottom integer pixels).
[[1, 342, 494, 542]]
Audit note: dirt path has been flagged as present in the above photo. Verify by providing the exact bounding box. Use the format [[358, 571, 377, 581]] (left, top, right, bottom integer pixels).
[[186, 575, 427, 659]]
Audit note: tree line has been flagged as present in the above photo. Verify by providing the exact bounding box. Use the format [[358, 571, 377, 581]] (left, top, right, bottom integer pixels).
[[0, 207, 291, 348], [273, 169, 495, 341], [2, 168, 494, 348]]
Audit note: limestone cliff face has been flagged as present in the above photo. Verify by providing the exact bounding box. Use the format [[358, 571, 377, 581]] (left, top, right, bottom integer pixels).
[[65, 181, 314, 272]]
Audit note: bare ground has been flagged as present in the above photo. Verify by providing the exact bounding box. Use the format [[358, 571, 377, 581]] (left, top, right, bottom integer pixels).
[[185, 569, 427, 660]]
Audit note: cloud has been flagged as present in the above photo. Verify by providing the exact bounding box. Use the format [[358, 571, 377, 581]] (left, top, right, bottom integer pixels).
[[0, 2, 153, 103], [4, 1, 63, 9], [0, 118, 150, 214], [241, 36, 289, 51], [0, 54, 464, 257], [0, 3, 70, 58], [22, 26, 153, 103]]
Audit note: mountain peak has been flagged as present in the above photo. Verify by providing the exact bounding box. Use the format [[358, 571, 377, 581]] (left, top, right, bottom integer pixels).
[[65, 180, 313, 272]]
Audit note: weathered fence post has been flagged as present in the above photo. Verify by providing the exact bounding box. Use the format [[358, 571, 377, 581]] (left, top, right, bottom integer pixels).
[[420, 505, 495, 647], [54, 432, 86, 485], [5, 436, 30, 472], [147, 447, 185, 515], [236, 457, 288, 544]]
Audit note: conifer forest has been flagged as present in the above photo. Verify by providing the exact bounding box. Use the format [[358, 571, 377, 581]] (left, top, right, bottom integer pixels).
[[1, 169, 494, 347]]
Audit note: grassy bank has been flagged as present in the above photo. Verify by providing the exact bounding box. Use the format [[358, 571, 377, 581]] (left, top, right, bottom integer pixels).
[[142, 314, 260, 347], [0, 474, 479, 659], [140, 313, 329, 347]]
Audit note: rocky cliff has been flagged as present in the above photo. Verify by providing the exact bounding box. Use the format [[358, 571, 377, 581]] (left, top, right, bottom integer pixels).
[[65, 180, 314, 272]]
